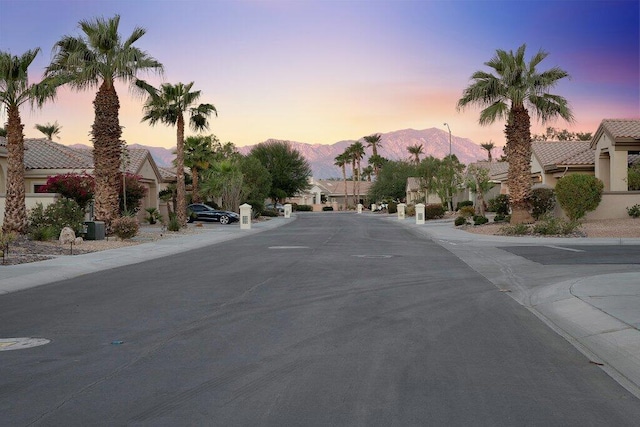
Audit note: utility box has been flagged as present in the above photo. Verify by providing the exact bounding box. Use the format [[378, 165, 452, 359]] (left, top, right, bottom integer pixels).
[[84, 221, 105, 240]]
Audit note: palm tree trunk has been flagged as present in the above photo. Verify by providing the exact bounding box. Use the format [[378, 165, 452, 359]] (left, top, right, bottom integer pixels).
[[2, 105, 27, 234], [92, 82, 122, 233], [506, 105, 534, 224], [191, 168, 200, 203], [175, 114, 187, 226], [342, 165, 347, 210]]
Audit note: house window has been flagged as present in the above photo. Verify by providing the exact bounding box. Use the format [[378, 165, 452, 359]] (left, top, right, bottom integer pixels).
[[34, 184, 48, 193]]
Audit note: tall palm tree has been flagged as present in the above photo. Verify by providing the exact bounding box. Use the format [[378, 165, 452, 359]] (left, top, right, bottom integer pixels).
[[457, 43, 572, 223], [480, 141, 495, 162], [348, 141, 365, 205], [1, 48, 60, 233], [363, 133, 382, 176], [183, 134, 215, 203], [46, 15, 163, 230], [334, 152, 349, 210], [136, 81, 217, 226], [34, 121, 62, 140], [407, 144, 423, 165]]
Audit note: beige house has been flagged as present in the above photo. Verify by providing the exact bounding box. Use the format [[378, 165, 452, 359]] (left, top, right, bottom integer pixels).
[[405, 177, 442, 205], [530, 140, 594, 186], [288, 178, 373, 210], [0, 137, 167, 225]]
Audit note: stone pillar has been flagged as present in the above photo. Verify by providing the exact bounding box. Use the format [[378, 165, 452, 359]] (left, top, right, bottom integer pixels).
[[240, 203, 252, 230], [415, 203, 425, 224], [284, 203, 292, 218], [397, 203, 406, 220], [357, 203, 363, 214]]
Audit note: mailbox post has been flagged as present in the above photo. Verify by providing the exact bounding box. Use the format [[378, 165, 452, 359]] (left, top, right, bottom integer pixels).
[[284, 203, 292, 218], [240, 203, 252, 230], [397, 203, 406, 220], [357, 203, 363, 214], [415, 203, 425, 224]]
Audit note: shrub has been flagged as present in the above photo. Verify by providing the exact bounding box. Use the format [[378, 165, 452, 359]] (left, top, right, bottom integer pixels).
[[425, 203, 445, 219], [406, 204, 416, 217], [322, 206, 334, 211], [454, 216, 467, 226], [145, 207, 162, 225], [296, 204, 313, 212], [167, 213, 181, 231], [261, 209, 279, 217], [119, 173, 148, 214], [473, 215, 489, 225], [628, 163, 640, 190], [111, 216, 139, 239], [28, 199, 85, 238], [493, 214, 507, 223], [500, 223, 530, 236], [456, 200, 473, 211], [458, 205, 475, 218], [40, 172, 95, 209], [530, 187, 556, 220], [627, 204, 640, 218], [532, 215, 581, 235], [488, 194, 510, 215], [555, 174, 604, 220], [29, 225, 57, 242], [387, 202, 398, 214]]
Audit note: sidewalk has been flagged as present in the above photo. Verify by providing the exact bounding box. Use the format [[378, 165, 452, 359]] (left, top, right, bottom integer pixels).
[[391, 214, 640, 398]]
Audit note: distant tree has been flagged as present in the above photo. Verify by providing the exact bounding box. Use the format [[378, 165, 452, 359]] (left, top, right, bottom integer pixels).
[[433, 155, 465, 211], [457, 43, 573, 224], [334, 152, 350, 209], [417, 156, 438, 203], [183, 134, 216, 203], [407, 144, 424, 165], [361, 165, 374, 182], [34, 121, 62, 140], [369, 160, 417, 202], [480, 141, 495, 162], [363, 133, 382, 176], [575, 132, 593, 141], [238, 155, 271, 213], [348, 141, 365, 204], [200, 160, 243, 212], [1, 48, 61, 233], [465, 164, 493, 216], [249, 140, 311, 204]]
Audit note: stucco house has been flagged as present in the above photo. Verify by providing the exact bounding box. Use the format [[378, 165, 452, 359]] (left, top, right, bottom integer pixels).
[[0, 137, 167, 225], [405, 177, 443, 205], [288, 178, 373, 210]]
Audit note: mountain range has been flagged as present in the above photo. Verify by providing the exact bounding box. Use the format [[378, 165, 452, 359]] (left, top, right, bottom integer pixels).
[[71, 128, 499, 179]]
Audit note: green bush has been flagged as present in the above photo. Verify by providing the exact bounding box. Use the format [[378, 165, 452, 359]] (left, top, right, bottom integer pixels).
[[296, 204, 313, 212], [627, 204, 640, 218], [530, 187, 556, 220], [473, 215, 489, 225], [532, 215, 581, 235], [628, 163, 640, 190], [261, 209, 279, 217], [493, 214, 508, 223], [425, 203, 445, 219], [454, 216, 467, 226], [458, 205, 475, 218], [387, 202, 398, 214], [167, 212, 181, 231], [406, 204, 416, 217], [322, 206, 334, 211], [456, 200, 473, 211], [28, 199, 85, 238], [29, 225, 57, 242], [555, 174, 604, 220], [500, 223, 530, 236], [112, 216, 139, 239], [144, 207, 162, 225], [488, 194, 510, 215]]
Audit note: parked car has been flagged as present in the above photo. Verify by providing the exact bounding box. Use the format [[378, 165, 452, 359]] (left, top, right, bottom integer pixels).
[[187, 203, 239, 225], [265, 203, 285, 213]]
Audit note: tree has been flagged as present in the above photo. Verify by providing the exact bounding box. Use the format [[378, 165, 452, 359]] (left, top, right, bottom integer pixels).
[[407, 144, 423, 165], [183, 134, 216, 203], [417, 156, 438, 203], [118, 173, 147, 214], [249, 140, 311, 204], [433, 155, 465, 211], [457, 43, 573, 224], [200, 160, 243, 212], [46, 15, 163, 231], [238, 155, 271, 213], [334, 152, 350, 208], [34, 121, 62, 140], [363, 133, 382, 176], [347, 141, 365, 205], [368, 160, 417, 202], [136, 81, 216, 227], [480, 141, 495, 162], [1, 48, 60, 233], [465, 164, 493, 216]]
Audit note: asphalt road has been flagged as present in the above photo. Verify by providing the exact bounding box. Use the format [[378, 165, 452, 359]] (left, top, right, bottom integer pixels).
[[2, 213, 640, 426]]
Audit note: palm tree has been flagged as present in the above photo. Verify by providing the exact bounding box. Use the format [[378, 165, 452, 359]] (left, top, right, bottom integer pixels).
[[334, 152, 349, 210], [457, 43, 573, 223], [136, 81, 217, 226], [348, 141, 365, 205], [361, 165, 374, 182], [183, 134, 215, 203], [363, 133, 382, 176], [34, 121, 62, 140], [46, 15, 163, 230], [480, 141, 495, 162], [407, 144, 423, 165], [1, 48, 60, 233]]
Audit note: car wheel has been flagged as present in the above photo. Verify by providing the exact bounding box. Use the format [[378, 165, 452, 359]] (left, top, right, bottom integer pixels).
[[219, 215, 230, 225]]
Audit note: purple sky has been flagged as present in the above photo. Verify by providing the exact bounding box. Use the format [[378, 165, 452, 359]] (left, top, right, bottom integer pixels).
[[1, 0, 638, 149]]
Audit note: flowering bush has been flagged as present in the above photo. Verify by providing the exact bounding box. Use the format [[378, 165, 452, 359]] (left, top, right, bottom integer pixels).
[[41, 172, 95, 209], [111, 216, 139, 239], [119, 173, 148, 214]]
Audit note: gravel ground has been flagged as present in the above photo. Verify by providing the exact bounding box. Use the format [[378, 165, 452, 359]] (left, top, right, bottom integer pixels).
[[462, 217, 640, 238]]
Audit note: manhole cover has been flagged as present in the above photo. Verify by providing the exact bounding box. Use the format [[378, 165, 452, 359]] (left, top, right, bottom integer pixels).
[[0, 337, 50, 351], [352, 255, 393, 259]]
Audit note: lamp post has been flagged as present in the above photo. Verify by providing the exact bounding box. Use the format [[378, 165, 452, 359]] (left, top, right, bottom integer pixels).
[[443, 122, 452, 157]]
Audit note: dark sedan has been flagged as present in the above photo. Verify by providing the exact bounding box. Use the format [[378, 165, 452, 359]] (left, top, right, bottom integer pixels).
[[187, 204, 240, 225]]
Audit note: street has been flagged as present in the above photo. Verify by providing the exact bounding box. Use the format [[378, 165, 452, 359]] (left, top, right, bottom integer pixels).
[[2, 213, 640, 425]]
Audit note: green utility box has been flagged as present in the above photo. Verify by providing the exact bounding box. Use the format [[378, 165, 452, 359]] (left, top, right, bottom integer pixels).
[[84, 221, 105, 240]]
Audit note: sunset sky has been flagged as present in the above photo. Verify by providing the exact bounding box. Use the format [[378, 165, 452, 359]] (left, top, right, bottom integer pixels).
[[1, 0, 638, 149]]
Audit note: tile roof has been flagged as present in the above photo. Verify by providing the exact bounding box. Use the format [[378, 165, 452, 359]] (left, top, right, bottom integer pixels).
[[157, 166, 177, 181], [471, 161, 509, 178], [24, 138, 94, 170], [314, 179, 373, 196], [599, 119, 640, 140], [532, 141, 594, 169]]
